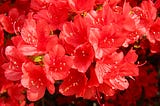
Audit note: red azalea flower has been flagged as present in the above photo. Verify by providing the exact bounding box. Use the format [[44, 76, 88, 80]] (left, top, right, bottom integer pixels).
[[7, 83, 25, 101], [107, 49, 138, 78], [21, 13, 50, 47], [82, 65, 116, 99], [82, 86, 97, 100], [60, 15, 89, 48], [44, 43, 72, 81], [30, 0, 54, 11], [21, 13, 38, 46], [73, 42, 94, 73], [108, 76, 129, 90], [87, 65, 99, 87], [13, 14, 26, 35], [35, 20, 53, 51], [67, 0, 96, 13], [123, 30, 142, 47], [21, 13, 52, 55], [59, 69, 87, 96], [0, 81, 26, 106], [89, 24, 126, 59], [140, 0, 157, 21], [148, 18, 160, 43], [34, 0, 70, 30], [131, 0, 157, 25], [112, 64, 158, 106], [129, 0, 157, 37], [21, 62, 55, 101], [98, 82, 115, 97], [84, 2, 116, 27], [47, 1, 70, 30], [95, 52, 124, 84], [83, 82, 115, 101], [2, 46, 27, 81], [0, 7, 25, 34], [95, 50, 138, 90], [59, 36, 75, 55], [0, 14, 14, 33]]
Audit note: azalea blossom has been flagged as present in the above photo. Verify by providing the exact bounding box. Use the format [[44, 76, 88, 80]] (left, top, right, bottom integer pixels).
[[21, 62, 55, 101]]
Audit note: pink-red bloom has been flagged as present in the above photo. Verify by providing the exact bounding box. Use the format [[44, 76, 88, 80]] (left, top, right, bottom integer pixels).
[[44, 39, 73, 81], [67, 0, 96, 13], [2, 46, 27, 81], [73, 42, 94, 73], [59, 69, 87, 96], [21, 62, 54, 101]]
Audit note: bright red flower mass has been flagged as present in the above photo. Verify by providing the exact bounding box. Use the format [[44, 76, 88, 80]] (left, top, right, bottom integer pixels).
[[0, 0, 159, 105]]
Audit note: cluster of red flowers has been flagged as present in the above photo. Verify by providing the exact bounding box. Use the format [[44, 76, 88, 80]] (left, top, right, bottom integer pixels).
[[55, 64, 159, 106], [0, 0, 159, 105], [104, 64, 159, 106]]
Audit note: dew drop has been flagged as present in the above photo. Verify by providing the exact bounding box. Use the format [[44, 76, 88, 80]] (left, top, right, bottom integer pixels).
[[38, 78, 41, 81], [70, 33, 73, 36], [53, 63, 55, 65], [111, 39, 114, 42], [60, 67, 63, 70], [40, 83, 44, 85], [63, 63, 66, 66]]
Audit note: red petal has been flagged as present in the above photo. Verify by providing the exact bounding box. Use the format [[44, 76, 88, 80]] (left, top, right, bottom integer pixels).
[[98, 83, 115, 96], [109, 76, 129, 90], [95, 61, 112, 84], [119, 63, 139, 76], [21, 62, 53, 101], [18, 45, 39, 56], [27, 86, 45, 101], [48, 44, 65, 58], [73, 42, 94, 73], [44, 52, 72, 80], [83, 87, 96, 99], [21, 13, 38, 46], [62, 15, 88, 47], [59, 70, 87, 96], [87, 66, 99, 87], [46, 81, 55, 94], [141, 0, 157, 21], [3, 63, 23, 81], [124, 49, 138, 63], [0, 14, 14, 33], [68, 0, 95, 12]]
